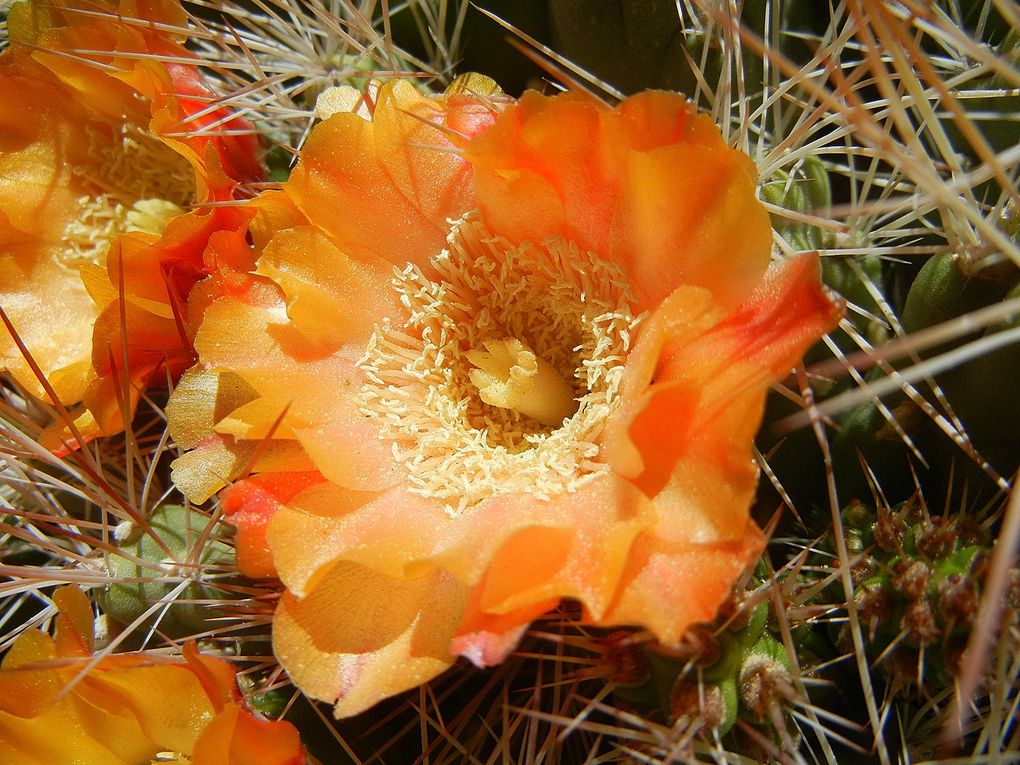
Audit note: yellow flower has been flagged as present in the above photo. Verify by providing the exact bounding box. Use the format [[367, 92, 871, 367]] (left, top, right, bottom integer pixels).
[[0, 587, 304, 764], [167, 79, 842, 716], [0, 0, 260, 442]]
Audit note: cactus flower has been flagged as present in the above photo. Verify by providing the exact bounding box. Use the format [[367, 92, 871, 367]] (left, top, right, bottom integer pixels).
[[167, 78, 842, 716], [0, 587, 304, 765], [0, 0, 260, 443]]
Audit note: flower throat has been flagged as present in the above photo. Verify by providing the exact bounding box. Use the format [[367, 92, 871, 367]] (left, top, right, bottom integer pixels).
[[358, 214, 643, 515]]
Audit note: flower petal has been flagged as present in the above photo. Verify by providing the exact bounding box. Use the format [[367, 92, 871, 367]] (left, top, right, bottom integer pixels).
[[434, 473, 651, 617], [599, 526, 765, 644], [273, 563, 466, 718], [266, 484, 450, 594], [192, 703, 305, 765], [466, 90, 772, 312], [222, 472, 325, 579], [288, 80, 501, 268]]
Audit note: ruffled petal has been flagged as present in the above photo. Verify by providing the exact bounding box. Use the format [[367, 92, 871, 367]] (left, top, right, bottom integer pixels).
[[192, 703, 305, 765], [0, 60, 97, 403], [267, 484, 450, 594], [593, 255, 840, 643], [599, 526, 765, 644], [435, 473, 651, 615], [222, 472, 326, 579], [466, 90, 772, 312], [287, 80, 503, 268], [255, 225, 403, 351], [273, 563, 466, 718]]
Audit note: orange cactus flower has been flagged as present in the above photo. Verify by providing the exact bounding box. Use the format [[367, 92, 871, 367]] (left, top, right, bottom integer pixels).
[[0, 0, 261, 442], [0, 586, 304, 764], [167, 79, 842, 716]]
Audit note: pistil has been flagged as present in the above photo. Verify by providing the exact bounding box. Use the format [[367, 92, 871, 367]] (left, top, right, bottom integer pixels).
[[467, 337, 577, 427]]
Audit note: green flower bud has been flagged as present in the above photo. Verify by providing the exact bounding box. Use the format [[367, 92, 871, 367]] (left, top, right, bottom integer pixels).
[[901, 253, 1012, 336]]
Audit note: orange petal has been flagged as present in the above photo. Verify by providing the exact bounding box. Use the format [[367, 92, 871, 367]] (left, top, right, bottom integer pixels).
[[192, 703, 305, 765], [273, 563, 466, 718], [599, 525, 765, 644], [166, 368, 260, 450], [52, 585, 94, 658], [87, 662, 219, 756], [1, 258, 95, 404], [287, 80, 499, 268], [608, 255, 841, 510], [222, 472, 326, 579], [0, 631, 61, 718], [169, 434, 316, 505], [466, 90, 772, 312], [451, 599, 551, 668], [266, 484, 450, 594], [434, 473, 651, 615], [288, 410, 402, 493], [255, 225, 403, 351]]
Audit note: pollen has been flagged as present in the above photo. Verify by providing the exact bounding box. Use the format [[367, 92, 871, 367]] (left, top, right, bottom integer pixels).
[[59, 123, 195, 270], [359, 214, 644, 515]]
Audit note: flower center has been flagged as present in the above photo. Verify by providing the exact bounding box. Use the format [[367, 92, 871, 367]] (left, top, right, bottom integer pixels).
[[359, 214, 643, 515], [60, 123, 195, 270], [467, 337, 577, 427]]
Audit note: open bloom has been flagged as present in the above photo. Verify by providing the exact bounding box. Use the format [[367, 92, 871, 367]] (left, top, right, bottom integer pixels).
[[167, 78, 842, 716], [0, 586, 304, 764], [0, 0, 260, 441]]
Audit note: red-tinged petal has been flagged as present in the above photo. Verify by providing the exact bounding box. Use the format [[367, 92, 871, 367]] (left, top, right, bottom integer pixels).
[[12, 0, 258, 200], [661, 254, 844, 382], [273, 564, 466, 718], [608, 255, 841, 506], [451, 602, 549, 668], [602, 285, 722, 479], [170, 434, 316, 505], [222, 472, 325, 579], [136, 55, 263, 197]]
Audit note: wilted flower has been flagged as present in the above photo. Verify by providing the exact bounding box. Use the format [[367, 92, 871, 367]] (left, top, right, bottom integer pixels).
[[0, 586, 304, 764], [167, 77, 841, 716], [0, 0, 260, 442]]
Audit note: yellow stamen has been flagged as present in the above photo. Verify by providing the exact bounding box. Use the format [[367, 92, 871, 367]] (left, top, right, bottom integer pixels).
[[467, 337, 577, 427], [359, 214, 642, 514]]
